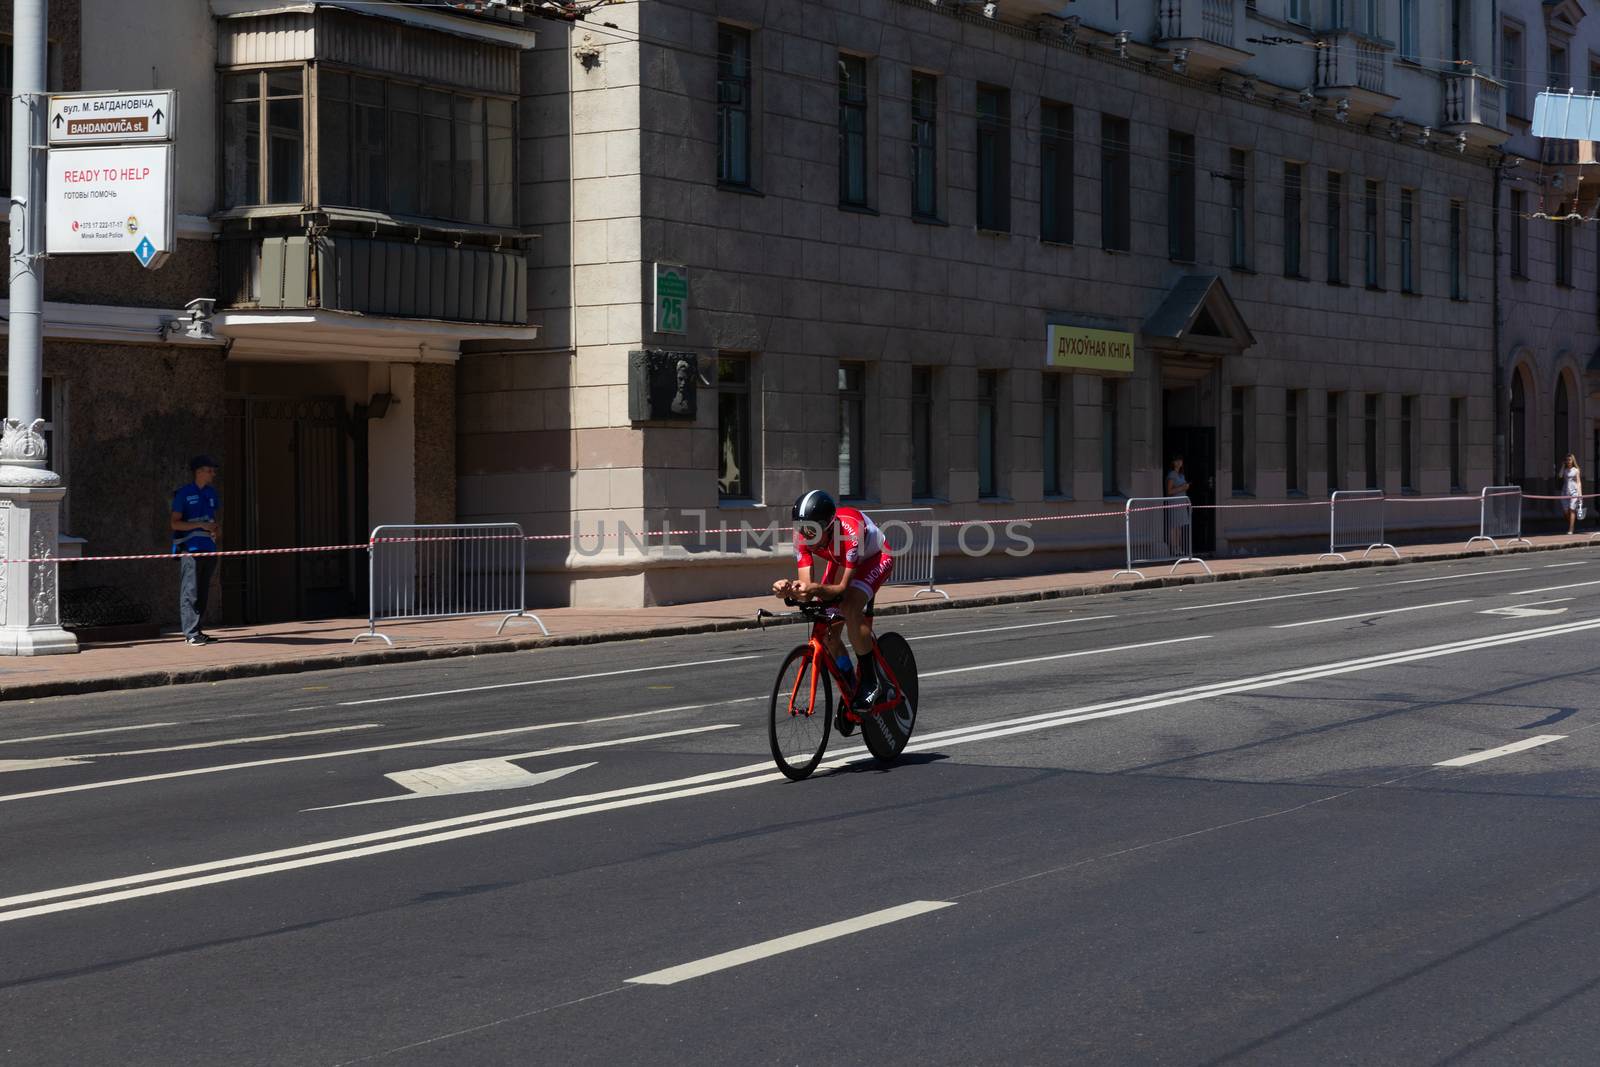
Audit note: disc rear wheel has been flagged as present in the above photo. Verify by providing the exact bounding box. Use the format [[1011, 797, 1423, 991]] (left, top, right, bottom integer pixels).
[[769, 646, 832, 780], [861, 631, 917, 765]]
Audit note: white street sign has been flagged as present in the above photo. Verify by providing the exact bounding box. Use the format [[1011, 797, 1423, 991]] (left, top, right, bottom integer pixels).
[[46, 144, 174, 266], [48, 91, 176, 145]]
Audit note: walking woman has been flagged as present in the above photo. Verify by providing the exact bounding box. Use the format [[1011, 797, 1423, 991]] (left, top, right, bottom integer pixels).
[[1562, 453, 1584, 535]]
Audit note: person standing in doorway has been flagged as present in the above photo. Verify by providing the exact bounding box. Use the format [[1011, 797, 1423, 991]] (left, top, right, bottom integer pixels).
[[1561, 453, 1584, 535], [1164, 455, 1191, 556], [171, 456, 221, 645]]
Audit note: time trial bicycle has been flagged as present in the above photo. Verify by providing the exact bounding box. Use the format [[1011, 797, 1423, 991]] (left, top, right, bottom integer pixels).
[[755, 597, 918, 781]]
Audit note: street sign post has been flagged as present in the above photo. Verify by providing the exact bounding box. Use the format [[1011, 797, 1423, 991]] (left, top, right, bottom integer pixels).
[[48, 91, 176, 145], [46, 90, 177, 270]]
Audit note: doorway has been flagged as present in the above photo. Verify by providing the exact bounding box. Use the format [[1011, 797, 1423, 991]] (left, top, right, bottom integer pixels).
[[223, 396, 360, 623], [1163, 384, 1217, 554]]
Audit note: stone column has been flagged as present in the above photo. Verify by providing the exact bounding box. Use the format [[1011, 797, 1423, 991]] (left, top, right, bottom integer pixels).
[[0, 423, 77, 654]]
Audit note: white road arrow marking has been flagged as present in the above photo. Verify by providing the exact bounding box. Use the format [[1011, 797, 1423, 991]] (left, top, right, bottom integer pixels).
[[325, 761, 596, 808], [1479, 605, 1570, 618]]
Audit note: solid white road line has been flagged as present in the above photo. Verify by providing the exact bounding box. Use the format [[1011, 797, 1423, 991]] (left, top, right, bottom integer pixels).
[[1435, 735, 1566, 767], [1175, 587, 1359, 610], [1512, 579, 1600, 596], [1544, 562, 1588, 569], [1271, 600, 1473, 629], [625, 901, 956, 986], [0, 707, 717, 805], [1387, 569, 1531, 586], [922, 635, 1210, 679], [87, 724, 382, 758], [0, 722, 179, 746], [10, 615, 1600, 924], [907, 615, 1116, 641], [336, 655, 762, 707]]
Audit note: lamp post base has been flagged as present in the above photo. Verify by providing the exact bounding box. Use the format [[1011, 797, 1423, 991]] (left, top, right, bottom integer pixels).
[[0, 481, 79, 656]]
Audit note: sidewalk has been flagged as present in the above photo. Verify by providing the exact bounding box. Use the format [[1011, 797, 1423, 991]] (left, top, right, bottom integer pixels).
[[7, 532, 1597, 702]]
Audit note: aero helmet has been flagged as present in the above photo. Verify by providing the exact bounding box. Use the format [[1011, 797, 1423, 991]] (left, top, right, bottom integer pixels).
[[792, 490, 837, 543]]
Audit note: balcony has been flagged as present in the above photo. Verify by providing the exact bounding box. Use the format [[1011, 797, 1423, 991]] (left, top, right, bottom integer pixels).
[[1155, 0, 1253, 74], [1441, 70, 1511, 148], [1313, 32, 1399, 118], [220, 230, 529, 326]]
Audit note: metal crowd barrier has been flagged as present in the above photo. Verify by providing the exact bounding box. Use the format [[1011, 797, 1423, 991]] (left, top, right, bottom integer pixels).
[[354, 523, 549, 646], [1319, 489, 1398, 562], [870, 507, 948, 600], [1111, 496, 1211, 580], [1466, 486, 1531, 550]]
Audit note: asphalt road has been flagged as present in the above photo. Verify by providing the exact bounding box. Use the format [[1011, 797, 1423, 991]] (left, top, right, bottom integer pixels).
[[5, 552, 1600, 1064]]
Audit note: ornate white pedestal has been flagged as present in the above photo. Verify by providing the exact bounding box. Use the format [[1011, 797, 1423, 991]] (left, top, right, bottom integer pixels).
[[0, 456, 79, 655]]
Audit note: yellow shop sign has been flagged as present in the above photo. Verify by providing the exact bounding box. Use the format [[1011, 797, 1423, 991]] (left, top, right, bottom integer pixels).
[[1046, 325, 1135, 373]]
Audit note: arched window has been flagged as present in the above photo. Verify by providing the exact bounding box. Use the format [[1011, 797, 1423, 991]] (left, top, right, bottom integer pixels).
[[1555, 374, 1572, 472], [1510, 370, 1528, 485]]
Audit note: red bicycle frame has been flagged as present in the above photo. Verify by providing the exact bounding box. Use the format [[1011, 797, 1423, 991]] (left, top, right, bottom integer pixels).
[[786, 615, 907, 726]]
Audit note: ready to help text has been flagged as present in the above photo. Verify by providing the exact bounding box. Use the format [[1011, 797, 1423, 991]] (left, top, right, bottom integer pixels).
[[58, 166, 154, 183]]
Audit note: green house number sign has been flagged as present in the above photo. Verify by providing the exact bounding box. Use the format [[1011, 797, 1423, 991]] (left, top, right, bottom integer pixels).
[[655, 263, 688, 335]]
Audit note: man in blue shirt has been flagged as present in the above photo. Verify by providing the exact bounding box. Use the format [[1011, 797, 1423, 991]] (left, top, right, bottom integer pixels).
[[171, 456, 221, 646]]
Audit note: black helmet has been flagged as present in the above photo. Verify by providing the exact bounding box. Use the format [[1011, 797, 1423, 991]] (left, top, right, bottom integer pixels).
[[792, 490, 836, 543]]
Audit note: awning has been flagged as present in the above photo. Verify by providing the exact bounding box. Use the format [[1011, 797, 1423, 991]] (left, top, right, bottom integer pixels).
[[1141, 274, 1256, 356], [1532, 90, 1600, 140]]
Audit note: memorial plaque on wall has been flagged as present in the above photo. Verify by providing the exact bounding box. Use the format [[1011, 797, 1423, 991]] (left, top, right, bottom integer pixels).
[[628, 350, 699, 422]]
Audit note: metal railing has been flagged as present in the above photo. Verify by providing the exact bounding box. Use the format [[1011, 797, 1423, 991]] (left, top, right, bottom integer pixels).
[[870, 508, 948, 600], [1466, 486, 1531, 550], [1112, 496, 1212, 580], [354, 523, 548, 646], [1320, 489, 1398, 562]]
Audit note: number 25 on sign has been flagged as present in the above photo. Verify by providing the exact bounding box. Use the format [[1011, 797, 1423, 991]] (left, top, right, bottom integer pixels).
[[655, 264, 688, 335]]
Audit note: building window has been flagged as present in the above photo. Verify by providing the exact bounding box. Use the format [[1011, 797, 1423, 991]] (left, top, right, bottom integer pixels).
[[1363, 0, 1380, 34], [1449, 199, 1466, 300], [1326, 171, 1344, 284], [1287, 389, 1304, 494], [911, 73, 938, 219], [1231, 387, 1251, 494], [1551, 45, 1570, 91], [223, 69, 304, 207], [1101, 115, 1131, 252], [717, 356, 754, 500], [1043, 373, 1066, 496], [1556, 221, 1574, 287], [1287, 0, 1307, 24], [1229, 148, 1251, 270], [1502, 23, 1524, 118], [976, 86, 1010, 232], [911, 367, 934, 498], [1101, 378, 1121, 497], [1327, 392, 1342, 493], [1040, 102, 1073, 244], [1363, 180, 1382, 288], [1510, 189, 1527, 277], [1167, 131, 1196, 262], [717, 26, 753, 187], [1284, 162, 1304, 278], [1364, 393, 1381, 489], [1399, 0, 1417, 59], [838, 54, 869, 208], [977, 371, 1000, 498], [838, 362, 866, 499], [1329, 0, 1349, 30], [1400, 188, 1416, 293], [317, 72, 514, 226], [1449, 397, 1465, 490], [1400, 394, 1416, 491]]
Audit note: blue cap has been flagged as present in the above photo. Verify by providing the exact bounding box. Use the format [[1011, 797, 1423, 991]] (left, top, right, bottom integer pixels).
[[190, 455, 220, 472]]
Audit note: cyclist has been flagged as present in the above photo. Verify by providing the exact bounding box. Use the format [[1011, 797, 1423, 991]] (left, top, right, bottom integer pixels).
[[772, 490, 894, 731]]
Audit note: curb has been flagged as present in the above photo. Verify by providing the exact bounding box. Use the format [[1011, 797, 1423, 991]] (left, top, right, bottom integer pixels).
[[8, 538, 1595, 703]]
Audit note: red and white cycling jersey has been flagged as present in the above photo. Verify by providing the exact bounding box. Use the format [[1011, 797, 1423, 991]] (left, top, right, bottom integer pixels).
[[794, 506, 885, 571]]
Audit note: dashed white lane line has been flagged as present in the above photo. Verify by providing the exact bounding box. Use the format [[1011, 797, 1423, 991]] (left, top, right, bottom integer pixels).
[[1512, 579, 1600, 596], [0, 722, 178, 746], [626, 901, 956, 986], [908, 615, 1116, 641], [1544, 561, 1588, 569], [922, 635, 1210, 679], [335, 655, 763, 708], [9, 615, 1600, 924], [1387, 568, 1532, 586], [1176, 587, 1358, 610], [1435, 735, 1566, 767], [0, 725, 386, 774], [1270, 600, 1473, 629]]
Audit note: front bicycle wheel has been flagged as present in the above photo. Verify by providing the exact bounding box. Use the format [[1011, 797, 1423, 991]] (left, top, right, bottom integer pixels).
[[769, 646, 833, 781], [862, 631, 918, 765]]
